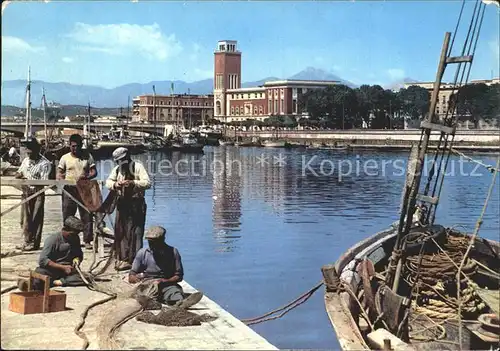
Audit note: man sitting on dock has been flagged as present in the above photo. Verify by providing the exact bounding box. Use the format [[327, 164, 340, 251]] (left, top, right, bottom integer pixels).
[[15, 138, 52, 251], [32, 216, 86, 290], [128, 226, 203, 309], [57, 134, 97, 250], [106, 147, 150, 271]]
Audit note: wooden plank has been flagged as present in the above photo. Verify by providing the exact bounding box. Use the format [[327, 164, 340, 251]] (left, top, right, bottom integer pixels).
[[324, 292, 370, 351], [367, 329, 416, 350], [0, 179, 76, 186], [446, 55, 473, 64], [420, 120, 455, 134], [474, 288, 500, 315]]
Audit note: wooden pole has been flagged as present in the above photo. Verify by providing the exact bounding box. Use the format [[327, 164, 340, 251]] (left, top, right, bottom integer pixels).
[[390, 32, 451, 293], [0, 185, 55, 217]]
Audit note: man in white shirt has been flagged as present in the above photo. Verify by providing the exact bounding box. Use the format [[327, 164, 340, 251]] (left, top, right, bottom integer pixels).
[[57, 134, 97, 249], [15, 138, 52, 251], [106, 147, 151, 271]]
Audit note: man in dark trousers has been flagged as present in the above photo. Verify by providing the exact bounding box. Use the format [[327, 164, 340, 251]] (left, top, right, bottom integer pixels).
[[106, 147, 150, 271], [15, 138, 52, 251], [57, 134, 97, 249], [128, 226, 203, 308], [32, 216, 86, 290]]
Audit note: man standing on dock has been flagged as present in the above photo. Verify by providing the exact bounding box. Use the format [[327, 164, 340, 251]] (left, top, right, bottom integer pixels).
[[57, 134, 97, 250], [106, 147, 151, 271], [15, 138, 52, 251]]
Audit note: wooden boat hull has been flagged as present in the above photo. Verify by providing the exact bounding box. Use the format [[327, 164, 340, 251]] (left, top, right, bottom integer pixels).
[[324, 224, 500, 350], [263, 140, 287, 148], [219, 140, 234, 146]]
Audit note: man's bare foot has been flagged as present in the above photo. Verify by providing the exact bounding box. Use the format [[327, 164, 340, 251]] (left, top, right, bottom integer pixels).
[[53, 280, 63, 286]]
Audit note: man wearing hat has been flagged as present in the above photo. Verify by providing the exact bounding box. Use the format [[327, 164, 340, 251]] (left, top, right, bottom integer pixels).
[[128, 226, 203, 309], [32, 216, 86, 290], [106, 147, 151, 271], [15, 138, 52, 251]]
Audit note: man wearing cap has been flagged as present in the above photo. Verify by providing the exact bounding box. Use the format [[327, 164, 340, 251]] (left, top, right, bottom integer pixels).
[[32, 216, 86, 290], [15, 138, 52, 251], [128, 226, 203, 309], [57, 134, 97, 249], [106, 147, 151, 271]]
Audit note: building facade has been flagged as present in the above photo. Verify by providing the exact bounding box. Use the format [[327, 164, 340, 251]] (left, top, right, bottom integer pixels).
[[213, 40, 340, 123], [403, 77, 499, 120], [132, 94, 214, 125]]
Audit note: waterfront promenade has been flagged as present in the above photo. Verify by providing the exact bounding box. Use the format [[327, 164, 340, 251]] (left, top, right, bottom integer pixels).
[[0, 181, 277, 350]]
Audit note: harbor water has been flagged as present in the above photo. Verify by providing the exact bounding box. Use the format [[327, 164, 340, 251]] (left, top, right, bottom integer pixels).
[[95, 147, 500, 349]]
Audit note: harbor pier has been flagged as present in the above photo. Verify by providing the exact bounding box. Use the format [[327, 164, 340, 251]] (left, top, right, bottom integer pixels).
[[0, 181, 277, 350]]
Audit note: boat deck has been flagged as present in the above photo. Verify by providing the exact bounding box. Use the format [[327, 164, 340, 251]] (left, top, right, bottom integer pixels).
[[0, 181, 277, 350]]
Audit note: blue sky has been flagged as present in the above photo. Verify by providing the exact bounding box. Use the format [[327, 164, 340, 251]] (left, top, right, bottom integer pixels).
[[2, 1, 499, 88]]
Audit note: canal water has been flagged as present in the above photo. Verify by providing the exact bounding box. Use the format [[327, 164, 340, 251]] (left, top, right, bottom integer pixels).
[[95, 147, 499, 349]]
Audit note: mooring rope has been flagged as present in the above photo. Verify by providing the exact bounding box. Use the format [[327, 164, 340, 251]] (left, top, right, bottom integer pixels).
[[241, 280, 323, 326], [451, 148, 500, 173]]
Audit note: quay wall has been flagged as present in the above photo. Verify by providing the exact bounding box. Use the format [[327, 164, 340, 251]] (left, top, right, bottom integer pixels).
[[236, 130, 500, 145]]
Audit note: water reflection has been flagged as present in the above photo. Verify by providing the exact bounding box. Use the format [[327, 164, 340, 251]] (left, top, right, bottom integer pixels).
[[94, 147, 499, 350], [212, 147, 242, 252]]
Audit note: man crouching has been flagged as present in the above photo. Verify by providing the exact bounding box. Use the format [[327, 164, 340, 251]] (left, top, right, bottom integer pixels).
[[128, 226, 203, 309], [32, 216, 86, 290]]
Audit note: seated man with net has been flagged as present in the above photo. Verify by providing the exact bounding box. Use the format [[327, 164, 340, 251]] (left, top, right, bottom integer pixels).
[[128, 226, 203, 309], [31, 216, 88, 290]]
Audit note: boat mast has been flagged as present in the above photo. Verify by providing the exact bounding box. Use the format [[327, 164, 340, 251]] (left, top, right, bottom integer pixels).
[[387, 0, 490, 292], [24, 67, 32, 140], [152, 85, 157, 139], [42, 87, 48, 149]]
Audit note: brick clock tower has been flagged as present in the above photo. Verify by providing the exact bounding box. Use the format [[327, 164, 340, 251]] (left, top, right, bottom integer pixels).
[[213, 40, 241, 121]]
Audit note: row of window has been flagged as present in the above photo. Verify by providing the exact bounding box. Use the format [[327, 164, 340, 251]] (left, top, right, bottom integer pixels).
[[231, 92, 265, 99], [230, 105, 264, 115], [143, 100, 213, 107]]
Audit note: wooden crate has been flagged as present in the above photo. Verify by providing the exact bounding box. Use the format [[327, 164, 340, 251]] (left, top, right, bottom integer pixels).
[[8, 271, 67, 314]]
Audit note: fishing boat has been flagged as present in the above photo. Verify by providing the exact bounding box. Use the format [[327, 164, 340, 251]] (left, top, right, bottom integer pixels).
[[263, 128, 288, 147], [263, 140, 288, 148], [171, 133, 204, 153], [322, 2, 500, 350], [219, 139, 235, 146]]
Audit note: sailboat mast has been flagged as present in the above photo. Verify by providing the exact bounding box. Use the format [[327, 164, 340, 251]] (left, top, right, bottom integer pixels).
[[24, 67, 32, 139], [152, 85, 157, 138], [42, 87, 48, 149]]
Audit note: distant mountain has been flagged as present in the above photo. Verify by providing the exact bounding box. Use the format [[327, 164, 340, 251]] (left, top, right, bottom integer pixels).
[[386, 77, 419, 91], [1, 67, 357, 108], [0, 79, 214, 109], [241, 77, 280, 88], [289, 67, 358, 88]]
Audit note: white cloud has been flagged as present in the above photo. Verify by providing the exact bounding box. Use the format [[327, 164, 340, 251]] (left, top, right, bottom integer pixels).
[[2, 36, 46, 54], [67, 22, 182, 61], [387, 68, 405, 81], [62, 57, 74, 63], [332, 65, 342, 72]]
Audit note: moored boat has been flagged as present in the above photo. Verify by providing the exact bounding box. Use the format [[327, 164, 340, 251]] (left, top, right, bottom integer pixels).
[[322, 3, 500, 350]]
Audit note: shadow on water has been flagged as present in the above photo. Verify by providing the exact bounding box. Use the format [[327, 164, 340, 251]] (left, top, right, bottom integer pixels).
[[95, 147, 499, 349]]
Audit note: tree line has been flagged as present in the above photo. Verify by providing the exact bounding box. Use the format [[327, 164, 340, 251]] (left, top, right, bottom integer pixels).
[[288, 82, 499, 129]]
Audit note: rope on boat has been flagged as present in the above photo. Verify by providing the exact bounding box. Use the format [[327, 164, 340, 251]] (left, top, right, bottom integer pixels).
[[451, 149, 500, 173], [456, 157, 499, 350], [240, 280, 324, 326]]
